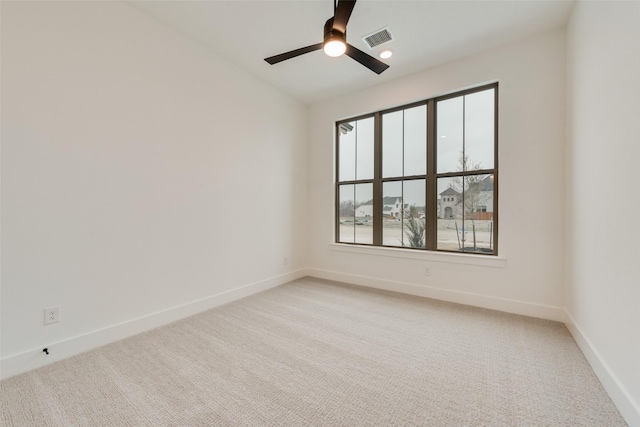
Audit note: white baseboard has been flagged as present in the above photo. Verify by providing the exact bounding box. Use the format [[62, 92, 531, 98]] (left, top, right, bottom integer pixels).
[[306, 268, 566, 322], [1, 269, 307, 380], [564, 312, 640, 427]]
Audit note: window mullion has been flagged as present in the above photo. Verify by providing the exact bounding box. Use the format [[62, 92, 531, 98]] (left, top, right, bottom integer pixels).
[[335, 124, 340, 242], [373, 112, 382, 246], [400, 111, 405, 247], [492, 86, 499, 255], [426, 99, 437, 250]]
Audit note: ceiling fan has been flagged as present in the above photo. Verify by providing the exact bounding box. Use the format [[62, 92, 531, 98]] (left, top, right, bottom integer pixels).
[[264, 0, 390, 75]]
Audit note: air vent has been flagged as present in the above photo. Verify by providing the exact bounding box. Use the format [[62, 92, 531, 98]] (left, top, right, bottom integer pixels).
[[362, 27, 394, 49]]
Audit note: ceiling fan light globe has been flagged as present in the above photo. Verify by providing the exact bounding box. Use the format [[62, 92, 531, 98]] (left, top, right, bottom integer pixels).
[[324, 39, 346, 57]]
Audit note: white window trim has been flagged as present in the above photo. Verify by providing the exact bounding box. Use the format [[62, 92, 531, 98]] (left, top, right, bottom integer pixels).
[[329, 243, 506, 268]]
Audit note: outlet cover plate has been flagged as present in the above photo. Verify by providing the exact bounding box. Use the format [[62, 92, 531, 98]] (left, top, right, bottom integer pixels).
[[44, 306, 59, 325]]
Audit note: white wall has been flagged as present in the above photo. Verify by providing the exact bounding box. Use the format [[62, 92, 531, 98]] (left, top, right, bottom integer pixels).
[[307, 30, 567, 320], [565, 1, 640, 424], [0, 1, 308, 378], [3, 2, 637, 423]]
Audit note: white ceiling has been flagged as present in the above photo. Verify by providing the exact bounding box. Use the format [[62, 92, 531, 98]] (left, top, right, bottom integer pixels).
[[129, 0, 575, 105]]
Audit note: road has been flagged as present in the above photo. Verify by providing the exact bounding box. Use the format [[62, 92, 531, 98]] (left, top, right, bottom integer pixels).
[[338, 219, 493, 251]]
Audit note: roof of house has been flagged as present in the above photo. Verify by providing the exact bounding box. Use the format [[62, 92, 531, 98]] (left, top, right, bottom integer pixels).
[[440, 187, 460, 196], [479, 175, 494, 191], [439, 175, 493, 196], [361, 196, 401, 206]]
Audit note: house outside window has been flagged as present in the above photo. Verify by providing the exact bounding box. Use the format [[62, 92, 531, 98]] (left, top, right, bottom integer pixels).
[[336, 83, 498, 254]]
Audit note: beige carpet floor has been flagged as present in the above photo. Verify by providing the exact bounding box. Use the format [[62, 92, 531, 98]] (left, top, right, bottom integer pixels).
[[0, 277, 626, 426]]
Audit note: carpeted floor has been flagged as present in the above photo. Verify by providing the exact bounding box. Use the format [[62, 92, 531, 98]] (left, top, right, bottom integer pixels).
[[0, 277, 626, 426]]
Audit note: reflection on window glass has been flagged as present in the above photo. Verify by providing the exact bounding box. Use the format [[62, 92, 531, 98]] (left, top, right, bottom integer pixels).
[[339, 121, 356, 181], [438, 89, 495, 173], [381, 180, 426, 247], [465, 90, 494, 170], [382, 181, 402, 246], [437, 175, 494, 252], [462, 174, 494, 252], [356, 118, 375, 180], [354, 183, 373, 244], [382, 111, 403, 178], [404, 105, 427, 176], [437, 177, 462, 250], [437, 98, 463, 173], [337, 183, 375, 245], [338, 184, 355, 243], [402, 179, 426, 248], [383, 106, 427, 178], [339, 117, 375, 181]]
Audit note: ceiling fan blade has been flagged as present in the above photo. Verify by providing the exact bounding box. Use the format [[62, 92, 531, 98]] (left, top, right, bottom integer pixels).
[[264, 43, 323, 65], [345, 44, 390, 74], [333, 0, 356, 34]]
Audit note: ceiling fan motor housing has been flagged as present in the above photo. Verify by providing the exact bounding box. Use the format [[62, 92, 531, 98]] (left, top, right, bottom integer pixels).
[[324, 18, 346, 45]]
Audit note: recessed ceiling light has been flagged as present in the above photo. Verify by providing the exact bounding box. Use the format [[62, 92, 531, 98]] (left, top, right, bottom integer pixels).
[[380, 50, 393, 59]]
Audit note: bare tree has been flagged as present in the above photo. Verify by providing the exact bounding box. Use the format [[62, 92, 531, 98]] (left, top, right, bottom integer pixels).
[[452, 152, 491, 251], [339, 200, 355, 217]]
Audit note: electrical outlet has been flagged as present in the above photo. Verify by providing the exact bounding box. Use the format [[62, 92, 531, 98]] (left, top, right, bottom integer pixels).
[[44, 306, 59, 325], [424, 267, 431, 277], [283, 257, 289, 266]]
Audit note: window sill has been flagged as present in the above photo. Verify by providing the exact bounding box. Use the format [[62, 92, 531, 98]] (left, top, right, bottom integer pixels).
[[329, 243, 507, 268]]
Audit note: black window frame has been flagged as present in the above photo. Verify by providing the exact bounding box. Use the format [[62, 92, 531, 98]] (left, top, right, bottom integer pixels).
[[335, 83, 498, 255]]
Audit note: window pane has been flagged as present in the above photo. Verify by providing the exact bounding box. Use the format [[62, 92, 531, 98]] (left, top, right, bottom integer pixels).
[[437, 175, 495, 252], [338, 121, 356, 182], [404, 105, 427, 176], [437, 177, 463, 250], [354, 183, 373, 244], [462, 174, 494, 253], [338, 184, 355, 243], [382, 111, 403, 178], [382, 181, 402, 246], [437, 97, 463, 173], [402, 179, 426, 248], [356, 117, 375, 180], [465, 90, 494, 170]]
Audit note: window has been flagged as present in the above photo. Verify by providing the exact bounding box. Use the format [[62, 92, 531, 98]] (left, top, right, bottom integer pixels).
[[336, 84, 498, 254]]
